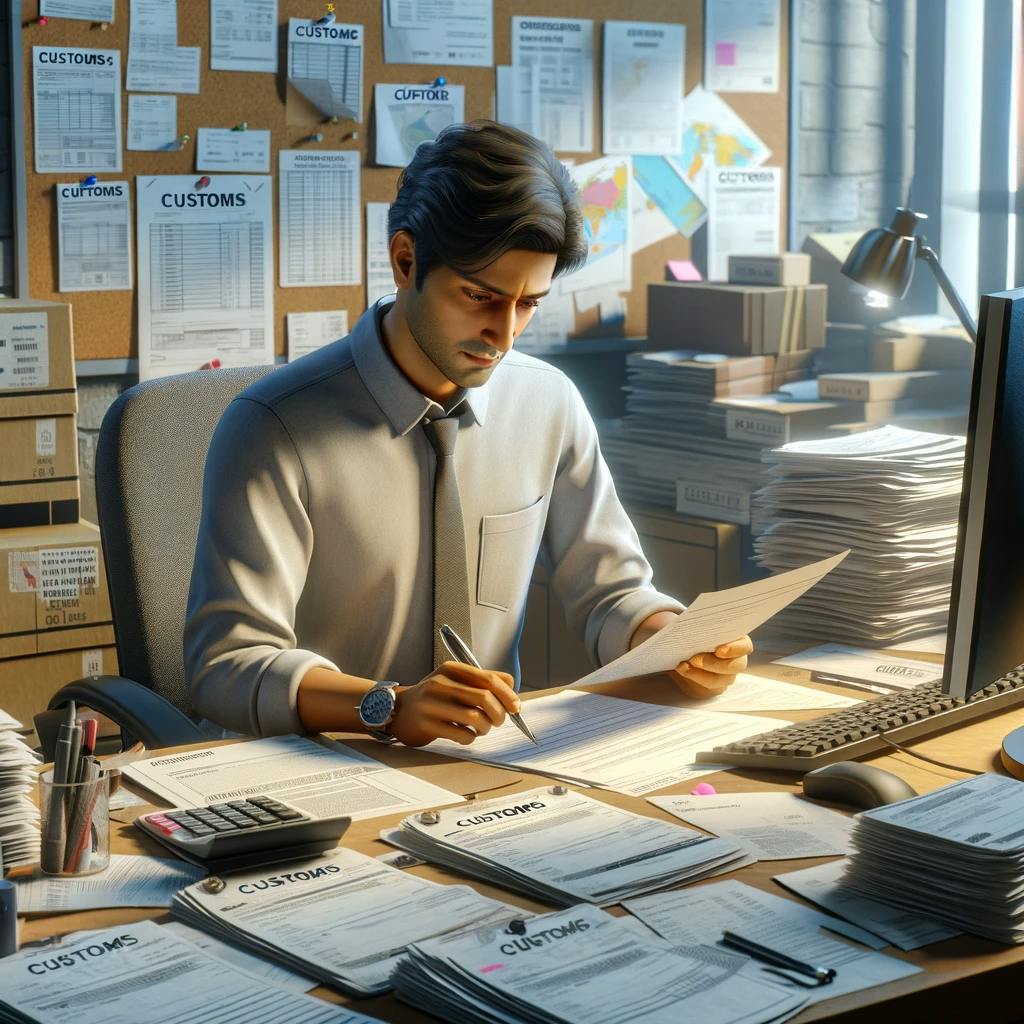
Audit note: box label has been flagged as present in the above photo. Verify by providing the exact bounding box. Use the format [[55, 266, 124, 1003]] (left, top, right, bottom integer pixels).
[[39, 546, 100, 602], [725, 410, 790, 444], [8, 551, 40, 592], [819, 379, 869, 400], [82, 648, 104, 676], [0, 312, 50, 390], [36, 418, 57, 458], [676, 480, 751, 524]]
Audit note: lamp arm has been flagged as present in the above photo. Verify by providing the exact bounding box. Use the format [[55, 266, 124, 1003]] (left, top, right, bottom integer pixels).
[[917, 243, 978, 342]]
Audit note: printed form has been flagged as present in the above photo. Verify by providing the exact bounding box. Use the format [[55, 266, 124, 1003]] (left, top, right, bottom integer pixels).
[[126, 0, 200, 93], [287, 310, 349, 360], [122, 734, 463, 821], [32, 47, 122, 173], [127, 94, 177, 151], [374, 83, 465, 167], [707, 165, 782, 281], [135, 174, 274, 380], [365, 201, 395, 308], [512, 16, 595, 152], [279, 150, 361, 287], [56, 179, 132, 291], [197, 128, 272, 173], [0, 919, 382, 1024], [40, 0, 115, 20], [210, 0, 278, 73], [382, 0, 493, 67], [427, 689, 787, 796], [287, 17, 364, 121], [495, 62, 541, 136], [705, 0, 781, 93], [602, 21, 685, 155]]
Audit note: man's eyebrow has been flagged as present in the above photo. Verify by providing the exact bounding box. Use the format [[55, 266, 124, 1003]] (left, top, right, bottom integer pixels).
[[460, 272, 551, 300]]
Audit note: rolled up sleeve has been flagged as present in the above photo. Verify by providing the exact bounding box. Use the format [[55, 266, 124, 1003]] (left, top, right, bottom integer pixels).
[[542, 378, 685, 668], [184, 397, 340, 736]]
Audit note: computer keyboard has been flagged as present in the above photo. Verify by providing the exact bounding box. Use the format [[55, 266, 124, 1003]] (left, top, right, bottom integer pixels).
[[694, 668, 1024, 772]]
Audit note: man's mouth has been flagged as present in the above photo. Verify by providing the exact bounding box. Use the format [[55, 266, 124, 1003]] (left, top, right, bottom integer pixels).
[[463, 351, 499, 366]]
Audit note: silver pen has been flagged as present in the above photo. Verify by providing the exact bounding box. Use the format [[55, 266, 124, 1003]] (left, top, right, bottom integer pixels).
[[720, 931, 836, 985], [439, 624, 539, 745]]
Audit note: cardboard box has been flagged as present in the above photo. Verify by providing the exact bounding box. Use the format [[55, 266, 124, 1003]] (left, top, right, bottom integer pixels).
[[712, 395, 848, 444], [0, 520, 114, 659], [647, 283, 826, 356], [818, 370, 973, 403], [728, 253, 811, 287], [870, 325, 975, 372], [0, 414, 80, 528], [0, 300, 77, 417], [0, 645, 119, 738]]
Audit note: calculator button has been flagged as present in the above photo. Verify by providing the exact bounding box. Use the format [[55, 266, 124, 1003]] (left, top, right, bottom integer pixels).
[[187, 825, 215, 836], [146, 815, 181, 835], [252, 813, 278, 825], [209, 820, 237, 832]]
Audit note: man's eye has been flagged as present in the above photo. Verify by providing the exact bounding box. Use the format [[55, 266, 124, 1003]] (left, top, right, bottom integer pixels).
[[467, 292, 491, 302], [520, 300, 540, 309]]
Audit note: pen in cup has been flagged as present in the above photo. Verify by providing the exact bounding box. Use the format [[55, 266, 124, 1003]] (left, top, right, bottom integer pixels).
[[720, 931, 836, 986], [41, 702, 76, 874], [439, 624, 539, 745]]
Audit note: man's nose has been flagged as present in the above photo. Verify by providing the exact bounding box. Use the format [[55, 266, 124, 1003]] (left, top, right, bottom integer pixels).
[[482, 302, 517, 351]]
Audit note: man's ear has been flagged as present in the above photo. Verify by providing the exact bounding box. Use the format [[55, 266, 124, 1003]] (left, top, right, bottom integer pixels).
[[390, 230, 416, 289]]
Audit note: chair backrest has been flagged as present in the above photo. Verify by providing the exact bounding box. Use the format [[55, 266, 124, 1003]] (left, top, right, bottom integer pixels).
[[96, 365, 275, 717]]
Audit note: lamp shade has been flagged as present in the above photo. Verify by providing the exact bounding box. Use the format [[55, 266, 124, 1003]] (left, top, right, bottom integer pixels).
[[840, 208, 927, 299]]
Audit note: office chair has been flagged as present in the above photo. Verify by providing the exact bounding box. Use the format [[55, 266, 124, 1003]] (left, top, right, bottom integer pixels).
[[34, 365, 275, 761]]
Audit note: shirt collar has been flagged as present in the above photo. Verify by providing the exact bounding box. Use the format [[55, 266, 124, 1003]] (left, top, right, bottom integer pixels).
[[350, 295, 490, 436]]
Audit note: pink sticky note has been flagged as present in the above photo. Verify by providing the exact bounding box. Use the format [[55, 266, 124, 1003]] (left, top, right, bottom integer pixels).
[[715, 42, 737, 66], [666, 259, 703, 282]]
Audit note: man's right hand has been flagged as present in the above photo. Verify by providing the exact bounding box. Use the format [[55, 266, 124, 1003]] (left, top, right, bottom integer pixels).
[[389, 661, 520, 747]]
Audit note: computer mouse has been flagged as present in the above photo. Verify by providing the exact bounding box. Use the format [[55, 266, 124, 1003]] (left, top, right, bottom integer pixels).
[[801, 761, 918, 810]]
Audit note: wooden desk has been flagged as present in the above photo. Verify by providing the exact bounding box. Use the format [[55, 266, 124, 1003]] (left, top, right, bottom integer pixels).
[[18, 673, 1024, 1024]]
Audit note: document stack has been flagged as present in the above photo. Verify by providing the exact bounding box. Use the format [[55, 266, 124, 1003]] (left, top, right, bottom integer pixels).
[[602, 350, 811, 523], [394, 902, 809, 1024], [0, 709, 41, 871], [842, 774, 1024, 944], [382, 786, 753, 905], [751, 425, 965, 646], [171, 847, 521, 996]]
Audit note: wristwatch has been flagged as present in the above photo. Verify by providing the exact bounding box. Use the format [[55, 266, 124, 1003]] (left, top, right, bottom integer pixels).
[[357, 681, 401, 743]]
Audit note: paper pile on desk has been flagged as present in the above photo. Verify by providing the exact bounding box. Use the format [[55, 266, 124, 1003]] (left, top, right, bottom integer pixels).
[[381, 786, 754, 906], [752, 426, 965, 646], [393, 903, 810, 1024], [842, 773, 1024, 943], [171, 848, 520, 996], [0, 918, 384, 1024], [0, 710, 40, 870], [624, 880, 922, 1005]]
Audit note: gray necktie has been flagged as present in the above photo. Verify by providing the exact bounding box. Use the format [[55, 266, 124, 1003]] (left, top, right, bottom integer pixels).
[[423, 414, 473, 666]]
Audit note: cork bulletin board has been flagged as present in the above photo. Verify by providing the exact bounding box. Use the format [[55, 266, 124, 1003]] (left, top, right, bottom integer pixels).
[[20, 0, 790, 362]]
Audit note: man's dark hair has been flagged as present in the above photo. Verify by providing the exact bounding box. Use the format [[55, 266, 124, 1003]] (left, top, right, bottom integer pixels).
[[388, 119, 588, 290]]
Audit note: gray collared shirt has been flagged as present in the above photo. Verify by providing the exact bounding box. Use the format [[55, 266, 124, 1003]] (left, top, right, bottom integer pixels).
[[184, 298, 684, 736]]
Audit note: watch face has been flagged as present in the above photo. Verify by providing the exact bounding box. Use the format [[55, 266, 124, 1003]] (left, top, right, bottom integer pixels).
[[360, 687, 396, 727]]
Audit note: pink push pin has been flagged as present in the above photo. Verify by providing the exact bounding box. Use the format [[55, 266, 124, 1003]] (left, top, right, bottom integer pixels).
[[195, 175, 211, 190], [691, 782, 717, 796], [198, 358, 222, 370]]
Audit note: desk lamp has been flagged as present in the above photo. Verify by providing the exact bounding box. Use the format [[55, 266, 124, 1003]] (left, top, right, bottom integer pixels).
[[840, 207, 978, 342]]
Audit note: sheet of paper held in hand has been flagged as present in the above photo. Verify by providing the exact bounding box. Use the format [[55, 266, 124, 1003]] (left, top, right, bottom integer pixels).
[[569, 550, 849, 689], [122, 734, 463, 821]]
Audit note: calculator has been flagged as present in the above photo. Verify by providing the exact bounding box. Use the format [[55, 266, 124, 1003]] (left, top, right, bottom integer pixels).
[[134, 795, 351, 873]]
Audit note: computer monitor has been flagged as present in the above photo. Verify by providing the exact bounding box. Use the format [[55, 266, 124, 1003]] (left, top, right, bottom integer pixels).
[[945, 286, 1024, 702]]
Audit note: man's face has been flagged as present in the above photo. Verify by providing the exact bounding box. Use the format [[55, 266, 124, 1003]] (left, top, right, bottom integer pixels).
[[403, 248, 557, 389]]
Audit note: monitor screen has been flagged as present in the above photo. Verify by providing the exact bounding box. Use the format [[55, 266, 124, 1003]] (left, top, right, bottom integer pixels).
[[945, 287, 1024, 699]]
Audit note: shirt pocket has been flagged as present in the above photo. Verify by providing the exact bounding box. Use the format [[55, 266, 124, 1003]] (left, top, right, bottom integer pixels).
[[477, 497, 546, 612]]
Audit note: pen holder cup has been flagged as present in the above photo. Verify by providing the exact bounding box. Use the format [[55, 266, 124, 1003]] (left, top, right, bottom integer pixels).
[[38, 768, 111, 877]]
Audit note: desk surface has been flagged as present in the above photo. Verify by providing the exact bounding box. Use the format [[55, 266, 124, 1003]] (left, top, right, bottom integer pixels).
[[19, 668, 1024, 1024]]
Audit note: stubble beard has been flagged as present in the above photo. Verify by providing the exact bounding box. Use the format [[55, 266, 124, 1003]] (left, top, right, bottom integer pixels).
[[407, 308, 501, 389]]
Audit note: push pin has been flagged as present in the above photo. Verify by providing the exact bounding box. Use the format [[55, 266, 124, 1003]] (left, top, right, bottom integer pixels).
[[36, 15, 49, 26], [329, 116, 340, 125], [691, 782, 717, 796], [432, 76, 446, 87], [417, 810, 440, 825], [80, 175, 98, 187], [177, 133, 191, 149], [304, 131, 324, 143], [231, 121, 247, 132], [340, 130, 359, 142], [195, 175, 211, 190], [202, 876, 226, 894], [97, 21, 109, 30], [199, 357, 222, 370], [505, 919, 527, 935], [549, 785, 568, 796], [316, 3, 336, 26]]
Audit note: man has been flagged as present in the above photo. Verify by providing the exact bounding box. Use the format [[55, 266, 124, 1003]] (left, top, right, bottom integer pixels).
[[184, 120, 752, 746]]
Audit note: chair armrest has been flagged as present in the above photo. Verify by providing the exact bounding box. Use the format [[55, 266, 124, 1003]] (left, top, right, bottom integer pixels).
[[34, 675, 208, 761]]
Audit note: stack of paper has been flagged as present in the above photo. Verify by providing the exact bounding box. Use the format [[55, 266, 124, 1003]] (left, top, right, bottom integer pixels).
[[752, 425, 965, 646], [393, 903, 809, 1024], [0, 710, 41, 870], [381, 786, 754, 906], [0, 919, 383, 1024], [842, 773, 1024, 943], [171, 848, 520, 996]]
